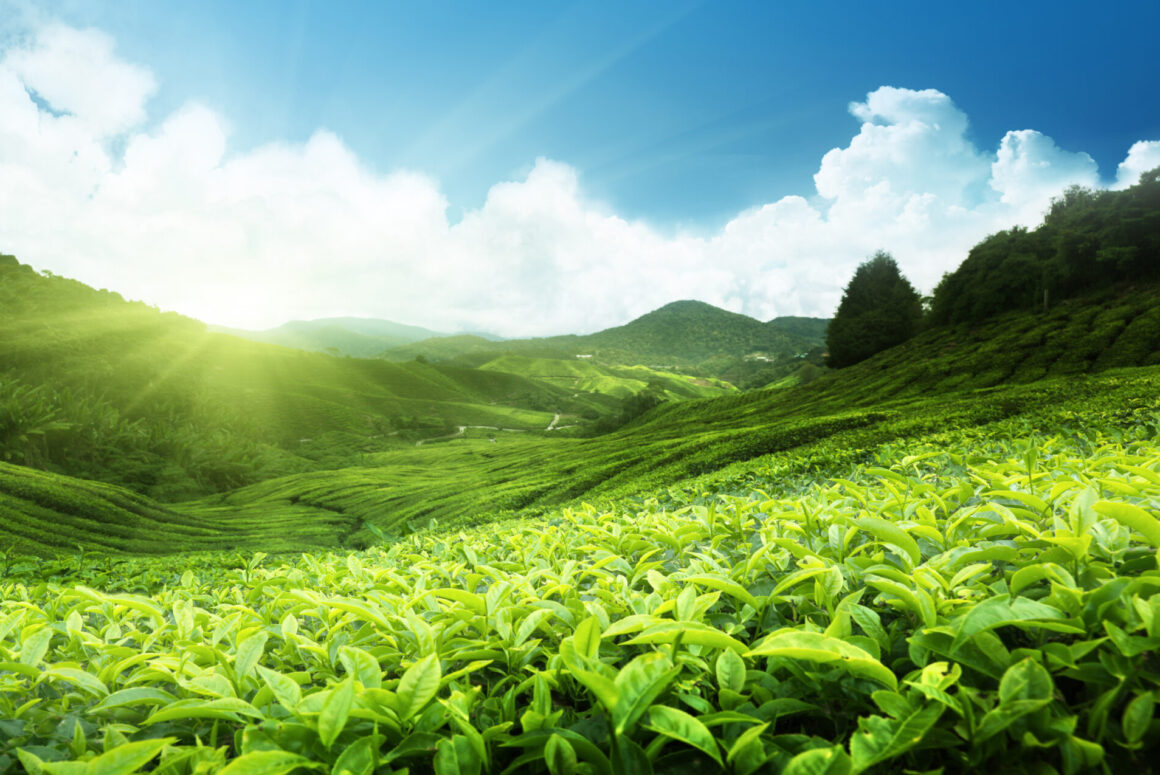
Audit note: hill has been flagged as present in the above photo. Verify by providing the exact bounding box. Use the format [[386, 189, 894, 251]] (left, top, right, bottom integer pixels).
[[476, 354, 736, 400], [2, 282, 1136, 553], [382, 300, 828, 378], [928, 168, 1160, 326], [580, 300, 826, 364], [210, 317, 456, 358], [193, 283, 1160, 537], [0, 257, 601, 498]]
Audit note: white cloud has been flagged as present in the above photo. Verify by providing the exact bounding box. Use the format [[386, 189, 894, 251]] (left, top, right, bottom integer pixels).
[[0, 22, 1156, 336], [990, 130, 1099, 222], [3, 24, 155, 136], [1113, 140, 1160, 189]]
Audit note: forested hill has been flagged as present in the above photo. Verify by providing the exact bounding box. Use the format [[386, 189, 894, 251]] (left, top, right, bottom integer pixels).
[[383, 300, 828, 369], [929, 168, 1160, 325], [580, 300, 825, 363]]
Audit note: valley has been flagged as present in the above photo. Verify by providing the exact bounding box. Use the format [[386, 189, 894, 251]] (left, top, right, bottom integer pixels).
[[1, 172, 1159, 772]]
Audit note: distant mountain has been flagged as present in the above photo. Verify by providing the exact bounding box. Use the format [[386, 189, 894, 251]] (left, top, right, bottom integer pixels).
[[582, 300, 826, 364], [211, 317, 457, 357], [382, 299, 829, 369], [765, 315, 829, 342]]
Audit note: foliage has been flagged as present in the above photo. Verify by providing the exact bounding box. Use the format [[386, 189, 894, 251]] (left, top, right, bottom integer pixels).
[[2, 402, 1159, 772], [826, 253, 923, 368], [928, 167, 1160, 325]]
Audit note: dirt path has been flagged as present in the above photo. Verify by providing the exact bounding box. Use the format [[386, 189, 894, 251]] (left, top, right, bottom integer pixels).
[[546, 412, 561, 431], [416, 426, 466, 446], [416, 424, 534, 446]]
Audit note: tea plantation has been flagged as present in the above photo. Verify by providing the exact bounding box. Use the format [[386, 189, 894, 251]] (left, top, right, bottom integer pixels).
[[2, 373, 1158, 773]]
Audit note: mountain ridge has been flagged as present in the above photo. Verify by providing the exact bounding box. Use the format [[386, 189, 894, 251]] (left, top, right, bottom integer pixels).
[[381, 299, 829, 370]]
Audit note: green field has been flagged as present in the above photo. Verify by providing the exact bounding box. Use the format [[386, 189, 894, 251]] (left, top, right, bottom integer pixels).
[[2, 377, 1158, 773], [3, 173, 1160, 772], [477, 355, 735, 401]]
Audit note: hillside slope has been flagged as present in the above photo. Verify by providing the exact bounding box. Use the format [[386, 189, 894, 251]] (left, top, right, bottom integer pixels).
[[211, 317, 455, 358], [0, 461, 356, 556], [477, 354, 736, 400], [3, 282, 1159, 554], [0, 258, 586, 497], [382, 300, 828, 373], [191, 285, 1160, 540]]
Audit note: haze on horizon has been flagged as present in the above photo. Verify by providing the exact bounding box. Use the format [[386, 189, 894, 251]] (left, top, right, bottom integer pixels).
[[1, 1, 1158, 337]]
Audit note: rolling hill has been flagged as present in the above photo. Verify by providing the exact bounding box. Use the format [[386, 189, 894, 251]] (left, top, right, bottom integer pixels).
[[476, 354, 736, 400], [210, 317, 503, 358], [6, 277, 1158, 555], [381, 300, 829, 375], [0, 257, 603, 498]]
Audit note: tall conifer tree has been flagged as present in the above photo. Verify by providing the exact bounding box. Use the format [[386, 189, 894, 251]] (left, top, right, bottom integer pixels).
[[826, 252, 923, 368]]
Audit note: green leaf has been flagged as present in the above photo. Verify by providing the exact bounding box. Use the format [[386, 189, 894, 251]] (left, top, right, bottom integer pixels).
[[974, 657, 1054, 742], [849, 703, 943, 773], [1122, 692, 1154, 745], [559, 638, 618, 714], [783, 746, 854, 775], [81, 738, 176, 775], [396, 653, 441, 722], [623, 621, 747, 654], [332, 734, 385, 775], [614, 736, 652, 775], [572, 616, 602, 659], [255, 665, 302, 712], [515, 609, 554, 647], [1093, 501, 1160, 547], [853, 516, 922, 566], [725, 722, 770, 775], [544, 734, 578, 775], [431, 588, 486, 614], [383, 732, 444, 762], [19, 627, 52, 667], [318, 676, 356, 749], [434, 735, 482, 775], [145, 698, 265, 724], [91, 687, 178, 713], [235, 631, 268, 681], [1009, 563, 1072, 596], [949, 595, 1069, 652], [684, 573, 760, 610], [716, 648, 746, 694], [613, 652, 680, 735], [865, 576, 936, 627], [339, 645, 383, 689], [746, 629, 897, 690], [218, 751, 326, 775], [41, 667, 109, 697], [645, 705, 723, 766]]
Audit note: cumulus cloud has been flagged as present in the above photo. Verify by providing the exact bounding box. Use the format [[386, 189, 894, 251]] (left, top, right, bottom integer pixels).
[[1113, 140, 1160, 190], [990, 130, 1099, 221], [0, 22, 1156, 335], [3, 24, 155, 136]]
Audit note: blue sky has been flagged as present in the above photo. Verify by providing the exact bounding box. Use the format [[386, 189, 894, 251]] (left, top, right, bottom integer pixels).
[[40, 0, 1160, 226], [1, 1, 1159, 333]]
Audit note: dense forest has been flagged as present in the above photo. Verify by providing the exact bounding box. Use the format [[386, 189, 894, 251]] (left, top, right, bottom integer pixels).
[[825, 170, 1160, 367], [929, 169, 1160, 325]]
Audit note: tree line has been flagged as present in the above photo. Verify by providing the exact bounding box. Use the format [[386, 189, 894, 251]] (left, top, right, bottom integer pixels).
[[827, 167, 1160, 367]]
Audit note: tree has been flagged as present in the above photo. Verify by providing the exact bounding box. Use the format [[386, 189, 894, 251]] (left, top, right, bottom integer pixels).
[[826, 251, 923, 368]]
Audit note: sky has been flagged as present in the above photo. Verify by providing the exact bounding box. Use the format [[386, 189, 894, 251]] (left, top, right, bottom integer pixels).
[[1, 1, 1158, 336]]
